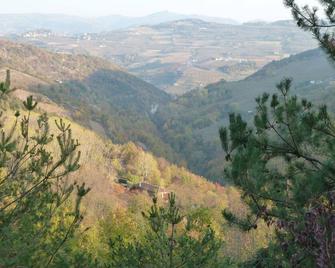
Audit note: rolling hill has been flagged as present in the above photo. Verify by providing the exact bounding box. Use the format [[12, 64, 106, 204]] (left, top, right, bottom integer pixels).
[[156, 48, 335, 179], [0, 39, 176, 161], [0, 39, 121, 82], [0, 12, 238, 34], [0, 41, 270, 261], [12, 19, 317, 95], [3, 40, 333, 182], [2, 89, 268, 262]]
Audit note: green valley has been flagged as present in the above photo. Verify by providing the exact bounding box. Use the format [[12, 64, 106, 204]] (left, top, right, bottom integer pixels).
[[2, 40, 334, 182], [2, 0, 335, 265], [10, 19, 317, 95]]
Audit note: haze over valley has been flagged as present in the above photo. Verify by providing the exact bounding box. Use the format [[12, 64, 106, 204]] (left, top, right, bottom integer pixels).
[[0, 8, 329, 182], [7, 16, 317, 94], [1, 1, 335, 266]]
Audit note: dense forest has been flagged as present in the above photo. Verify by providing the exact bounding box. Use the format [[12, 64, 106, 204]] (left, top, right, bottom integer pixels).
[[1, 0, 335, 267]]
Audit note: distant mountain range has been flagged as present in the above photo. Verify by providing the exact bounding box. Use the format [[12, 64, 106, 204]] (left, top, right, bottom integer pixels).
[[9, 17, 317, 95], [0, 11, 239, 34]]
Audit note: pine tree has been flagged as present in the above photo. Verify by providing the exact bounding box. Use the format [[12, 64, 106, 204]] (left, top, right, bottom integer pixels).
[[284, 0, 335, 60], [0, 71, 90, 266], [220, 79, 335, 267], [107, 193, 229, 268], [218, 3, 335, 266]]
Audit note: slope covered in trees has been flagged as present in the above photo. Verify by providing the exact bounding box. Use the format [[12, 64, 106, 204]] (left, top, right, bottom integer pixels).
[[2, 0, 335, 266], [0, 74, 90, 266], [0, 76, 269, 265], [3, 39, 334, 182], [156, 48, 335, 180], [0, 39, 176, 162], [220, 2, 335, 265]]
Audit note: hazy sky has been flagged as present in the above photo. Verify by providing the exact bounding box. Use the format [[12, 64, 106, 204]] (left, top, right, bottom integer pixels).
[[0, 0, 321, 22]]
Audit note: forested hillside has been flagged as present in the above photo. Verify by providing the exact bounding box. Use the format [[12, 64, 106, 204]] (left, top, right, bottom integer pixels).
[[156, 48, 335, 179], [0, 40, 177, 161], [2, 0, 335, 266], [0, 79, 269, 265], [2, 40, 334, 182]]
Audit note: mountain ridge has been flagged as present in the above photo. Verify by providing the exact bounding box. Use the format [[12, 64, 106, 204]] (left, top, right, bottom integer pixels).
[[2, 40, 332, 182], [22, 17, 314, 95], [0, 12, 239, 34], [0, 39, 176, 164], [156, 48, 335, 179]]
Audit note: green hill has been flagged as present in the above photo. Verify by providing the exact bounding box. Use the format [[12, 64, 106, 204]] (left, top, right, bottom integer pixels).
[[156, 48, 335, 179], [3, 40, 333, 182], [0, 39, 176, 161], [2, 74, 268, 263], [0, 39, 121, 81], [11, 18, 317, 95]]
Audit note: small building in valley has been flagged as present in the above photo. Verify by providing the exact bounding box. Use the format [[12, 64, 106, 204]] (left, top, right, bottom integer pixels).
[[116, 178, 170, 200]]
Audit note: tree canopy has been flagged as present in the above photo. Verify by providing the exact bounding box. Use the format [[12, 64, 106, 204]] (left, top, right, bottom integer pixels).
[[285, 0, 335, 59], [0, 71, 90, 266], [219, 3, 335, 266]]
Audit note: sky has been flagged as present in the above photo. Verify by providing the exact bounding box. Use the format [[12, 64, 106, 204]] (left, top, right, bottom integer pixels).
[[0, 0, 321, 22]]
